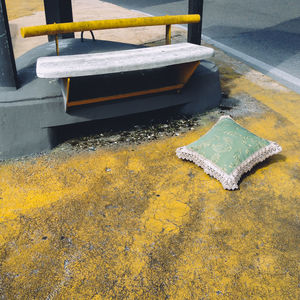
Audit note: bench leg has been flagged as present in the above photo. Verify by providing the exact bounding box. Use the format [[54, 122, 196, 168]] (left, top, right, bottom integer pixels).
[[60, 62, 200, 111], [60, 77, 71, 111], [179, 61, 200, 85], [174, 61, 200, 93]]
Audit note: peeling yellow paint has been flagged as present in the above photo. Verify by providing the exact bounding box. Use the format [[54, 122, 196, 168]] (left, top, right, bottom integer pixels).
[[1, 109, 299, 298]]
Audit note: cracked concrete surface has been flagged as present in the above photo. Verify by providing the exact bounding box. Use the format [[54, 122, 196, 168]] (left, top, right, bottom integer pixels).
[[1, 0, 300, 299]]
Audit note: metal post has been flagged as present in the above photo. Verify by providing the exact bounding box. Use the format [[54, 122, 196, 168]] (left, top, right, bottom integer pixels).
[[165, 24, 171, 45], [43, 0, 74, 41], [188, 0, 203, 45], [0, 0, 18, 90]]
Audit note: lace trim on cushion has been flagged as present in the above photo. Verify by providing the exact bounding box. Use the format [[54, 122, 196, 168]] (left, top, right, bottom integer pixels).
[[176, 141, 282, 190]]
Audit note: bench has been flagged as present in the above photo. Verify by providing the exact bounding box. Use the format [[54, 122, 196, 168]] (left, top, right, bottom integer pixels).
[[21, 15, 215, 111], [36, 43, 214, 111]]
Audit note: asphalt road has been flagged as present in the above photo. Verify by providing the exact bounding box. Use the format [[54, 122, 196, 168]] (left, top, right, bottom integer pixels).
[[104, 0, 300, 93]]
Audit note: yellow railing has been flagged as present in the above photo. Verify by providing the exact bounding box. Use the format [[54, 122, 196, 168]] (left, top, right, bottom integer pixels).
[[21, 14, 201, 55], [21, 15, 200, 38]]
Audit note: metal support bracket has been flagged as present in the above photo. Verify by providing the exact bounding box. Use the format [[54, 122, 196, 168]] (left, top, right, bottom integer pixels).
[[81, 30, 96, 42]]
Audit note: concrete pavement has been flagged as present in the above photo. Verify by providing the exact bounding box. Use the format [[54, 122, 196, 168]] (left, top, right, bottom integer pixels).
[[105, 0, 300, 94], [1, 1, 300, 298]]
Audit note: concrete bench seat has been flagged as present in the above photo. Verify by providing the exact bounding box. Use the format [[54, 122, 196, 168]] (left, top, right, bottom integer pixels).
[[36, 42, 214, 111], [36, 43, 214, 78]]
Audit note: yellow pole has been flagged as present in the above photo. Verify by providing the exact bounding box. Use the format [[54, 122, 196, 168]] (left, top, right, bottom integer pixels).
[[21, 15, 200, 38], [165, 25, 171, 45], [55, 34, 59, 55], [66, 77, 70, 105]]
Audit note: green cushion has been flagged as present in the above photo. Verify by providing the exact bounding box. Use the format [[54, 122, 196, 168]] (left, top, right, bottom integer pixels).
[[176, 116, 282, 190]]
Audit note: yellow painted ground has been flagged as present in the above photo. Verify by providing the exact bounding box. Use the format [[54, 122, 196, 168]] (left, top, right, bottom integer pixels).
[[1, 0, 300, 298], [1, 76, 299, 298]]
